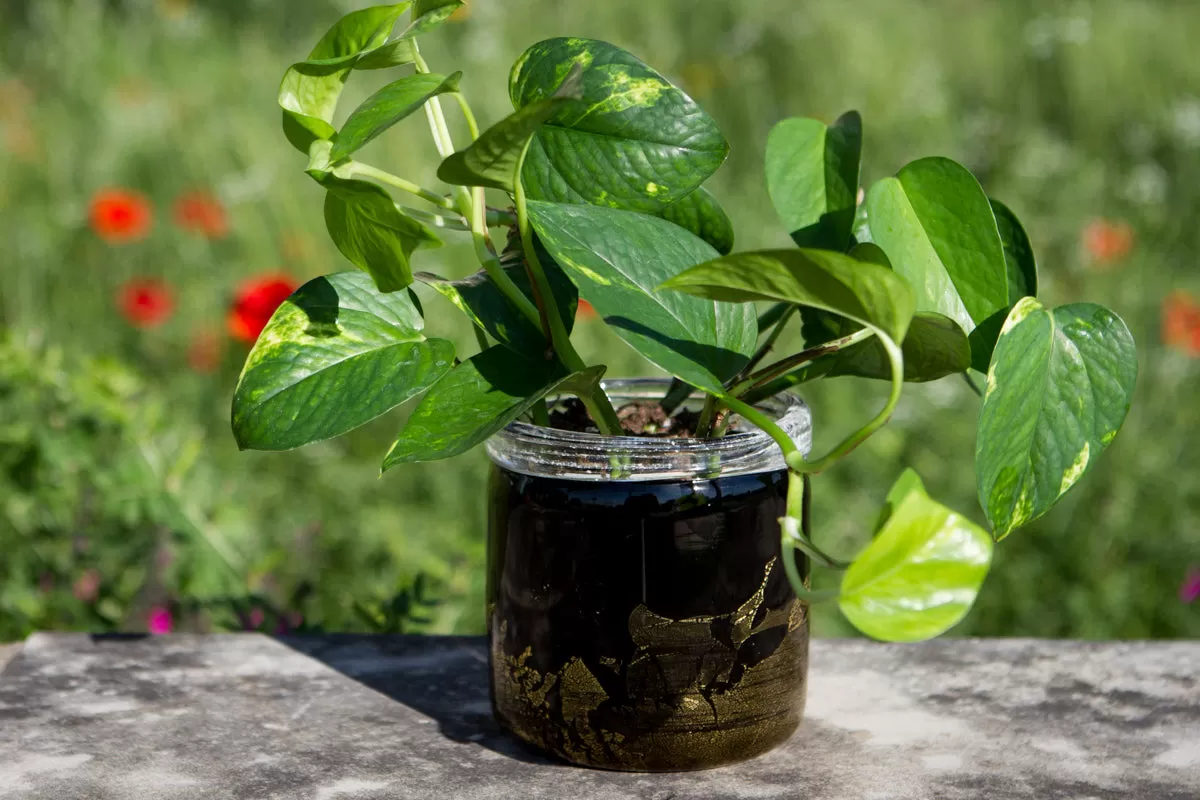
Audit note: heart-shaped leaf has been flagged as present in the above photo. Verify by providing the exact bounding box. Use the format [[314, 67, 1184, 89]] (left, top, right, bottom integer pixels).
[[511, 38, 729, 213], [415, 260, 578, 354], [839, 470, 993, 642], [661, 248, 915, 344], [330, 72, 462, 163], [232, 271, 454, 451], [656, 186, 734, 255], [438, 65, 583, 192], [399, 0, 464, 38], [382, 347, 603, 468], [278, 4, 410, 153], [528, 201, 756, 392], [766, 111, 862, 251], [316, 176, 440, 292], [976, 298, 1137, 539], [865, 157, 1008, 337]]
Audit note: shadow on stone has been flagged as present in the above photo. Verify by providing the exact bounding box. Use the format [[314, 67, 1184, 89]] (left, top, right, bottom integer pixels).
[[276, 634, 559, 767]]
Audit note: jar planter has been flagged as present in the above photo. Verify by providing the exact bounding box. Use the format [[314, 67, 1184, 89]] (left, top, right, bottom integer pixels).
[[485, 379, 813, 771]]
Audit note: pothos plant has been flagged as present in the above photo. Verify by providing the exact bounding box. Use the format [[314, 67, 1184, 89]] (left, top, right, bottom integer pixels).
[[232, 2, 1138, 642]]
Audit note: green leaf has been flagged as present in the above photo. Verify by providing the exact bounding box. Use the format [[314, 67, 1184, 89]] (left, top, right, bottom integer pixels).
[[310, 4, 410, 60], [415, 260, 578, 354], [656, 186, 734, 255], [511, 38, 729, 213], [865, 157, 1008, 336], [528, 201, 756, 393], [976, 298, 1137, 539], [232, 272, 454, 451], [400, 0, 464, 38], [316, 176, 441, 293], [766, 111, 862, 251], [330, 72, 462, 162], [661, 248, 915, 344], [990, 198, 1037, 303], [382, 347, 602, 467], [437, 65, 583, 192], [829, 312, 971, 382], [277, 4, 410, 153], [839, 473, 993, 642], [354, 39, 417, 70], [964, 199, 1040, 372]]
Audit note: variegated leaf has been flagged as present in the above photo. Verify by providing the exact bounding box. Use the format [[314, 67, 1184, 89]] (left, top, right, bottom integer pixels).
[[976, 298, 1137, 539], [232, 272, 455, 451], [510, 38, 729, 213]]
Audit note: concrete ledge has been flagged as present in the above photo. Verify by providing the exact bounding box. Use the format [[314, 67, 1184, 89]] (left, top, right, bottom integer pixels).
[[0, 634, 1196, 799]]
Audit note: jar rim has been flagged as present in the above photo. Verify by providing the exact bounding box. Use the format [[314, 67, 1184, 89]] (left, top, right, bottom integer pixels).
[[485, 378, 812, 482]]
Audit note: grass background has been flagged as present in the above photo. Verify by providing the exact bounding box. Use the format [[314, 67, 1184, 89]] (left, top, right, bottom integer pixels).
[[2, 0, 1198, 639]]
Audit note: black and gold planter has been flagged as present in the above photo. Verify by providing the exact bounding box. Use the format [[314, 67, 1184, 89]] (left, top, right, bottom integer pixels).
[[485, 380, 813, 771]]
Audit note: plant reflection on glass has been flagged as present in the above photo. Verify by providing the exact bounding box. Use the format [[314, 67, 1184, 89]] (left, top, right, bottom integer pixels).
[[231, 2, 1138, 642]]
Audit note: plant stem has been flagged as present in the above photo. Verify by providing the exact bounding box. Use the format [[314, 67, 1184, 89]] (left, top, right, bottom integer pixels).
[[732, 327, 875, 397], [452, 92, 480, 139], [962, 371, 983, 397], [408, 42, 542, 334], [486, 207, 517, 227], [694, 394, 721, 438], [729, 305, 796, 387], [512, 145, 623, 435], [720, 394, 800, 463], [785, 328, 904, 475], [346, 162, 456, 210], [398, 204, 470, 230]]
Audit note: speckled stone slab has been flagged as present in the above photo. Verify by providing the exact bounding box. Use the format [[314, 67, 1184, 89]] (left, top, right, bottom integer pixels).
[[0, 634, 1196, 799]]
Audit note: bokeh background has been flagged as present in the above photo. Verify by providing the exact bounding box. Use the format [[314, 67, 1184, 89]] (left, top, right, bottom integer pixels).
[[3, 0, 1198, 641]]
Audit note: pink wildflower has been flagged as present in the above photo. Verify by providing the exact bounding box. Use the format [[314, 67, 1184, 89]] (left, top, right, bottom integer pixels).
[[1180, 569, 1200, 604], [147, 606, 173, 635]]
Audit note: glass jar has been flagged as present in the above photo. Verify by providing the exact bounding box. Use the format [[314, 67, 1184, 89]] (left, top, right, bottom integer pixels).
[[485, 379, 813, 771]]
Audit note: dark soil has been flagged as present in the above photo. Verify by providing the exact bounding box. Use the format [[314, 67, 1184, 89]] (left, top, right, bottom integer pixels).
[[549, 398, 711, 437]]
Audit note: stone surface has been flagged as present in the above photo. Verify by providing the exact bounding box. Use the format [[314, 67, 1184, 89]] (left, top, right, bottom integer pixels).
[[0, 634, 1197, 799]]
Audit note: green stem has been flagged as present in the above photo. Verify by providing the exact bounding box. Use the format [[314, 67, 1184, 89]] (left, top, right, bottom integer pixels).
[[729, 305, 796, 388], [720, 394, 799, 463], [452, 92, 480, 139], [694, 394, 721, 438], [732, 327, 874, 398], [786, 328, 904, 475], [579, 385, 624, 436], [963, 371, 983, 398], [780, 474, 841, 602], [346, 162, 456, 210], [512, 146, 622, 436], [486, 207, 517, 227], [398, 204, 470, 231]]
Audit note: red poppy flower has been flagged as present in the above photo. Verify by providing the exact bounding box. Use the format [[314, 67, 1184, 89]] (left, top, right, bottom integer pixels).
[[173, 190, 228, 240], [117, 278, 175, 328], [1163, 292, 1200, 356], [577, 299, 598, 320], [90, 188, 152, 244], [1081, 218, 1134, 268], [228, 273, 298, 343], [187, 328, 222, 373]]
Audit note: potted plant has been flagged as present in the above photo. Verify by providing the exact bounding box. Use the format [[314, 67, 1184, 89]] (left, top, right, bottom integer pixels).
[[232, 1, 1138, 772]]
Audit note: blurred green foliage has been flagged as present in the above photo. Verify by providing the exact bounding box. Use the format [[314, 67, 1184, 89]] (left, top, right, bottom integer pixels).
[[0, 0, 1197, 639]]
